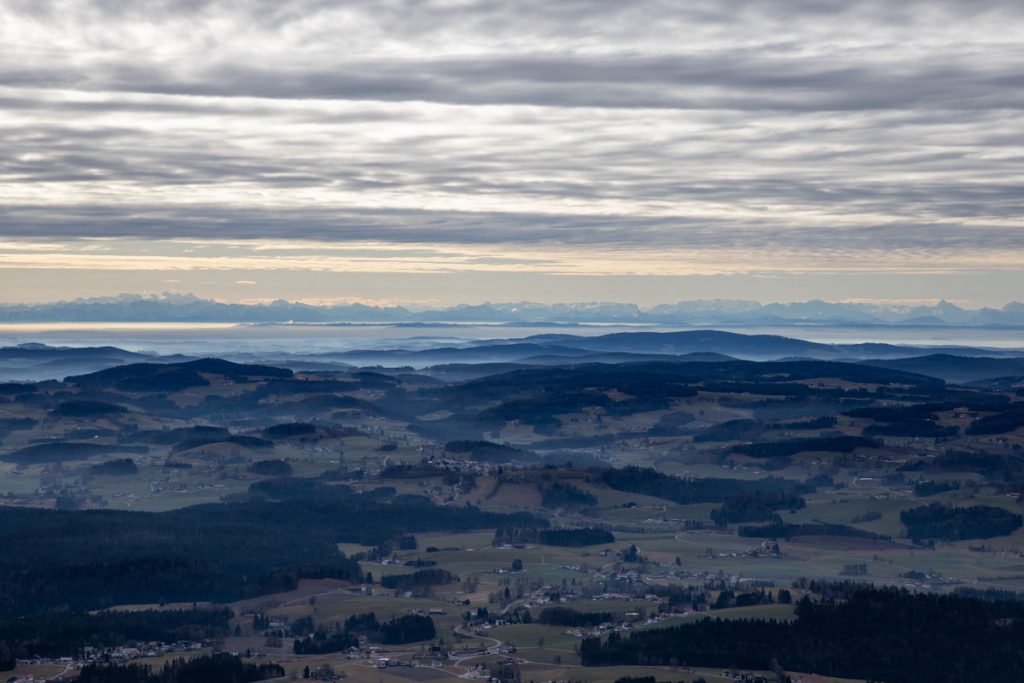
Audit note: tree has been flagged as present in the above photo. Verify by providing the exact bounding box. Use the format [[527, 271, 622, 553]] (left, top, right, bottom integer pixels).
[[770, 658, 787, 683], [621, 544, 641, 563], [713, 590, 734, 610], [512, 559, 523, 572]]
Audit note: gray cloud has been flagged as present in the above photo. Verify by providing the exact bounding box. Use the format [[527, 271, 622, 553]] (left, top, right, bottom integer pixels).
[[0, 0, 1022, 274], [0, 203, 1020, 260], [6, 50, 1024, 112]]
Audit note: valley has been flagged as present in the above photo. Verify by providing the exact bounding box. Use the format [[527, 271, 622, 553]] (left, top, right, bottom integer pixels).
[[1, 330, 1023, 681]]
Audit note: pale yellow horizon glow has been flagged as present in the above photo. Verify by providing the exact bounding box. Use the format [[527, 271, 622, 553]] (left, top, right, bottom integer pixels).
[[1, 238, 1023, 278]]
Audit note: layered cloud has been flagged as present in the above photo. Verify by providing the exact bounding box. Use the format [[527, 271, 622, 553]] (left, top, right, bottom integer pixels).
[[0, 0, 1022, 287]]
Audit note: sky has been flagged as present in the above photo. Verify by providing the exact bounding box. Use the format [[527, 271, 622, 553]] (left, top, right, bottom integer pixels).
[[0, 0, 1022, 307]]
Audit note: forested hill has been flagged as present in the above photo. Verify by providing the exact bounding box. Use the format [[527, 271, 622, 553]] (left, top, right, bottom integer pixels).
[[0, 489, 541, 617]]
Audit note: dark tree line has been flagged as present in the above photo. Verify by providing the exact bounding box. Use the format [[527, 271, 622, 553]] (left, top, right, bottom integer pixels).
[[536, 607, 613, 627], [540, 482, 598, 508], [379, 568, 458, 591], [378, 614, 436, 644], [493, 526, 614, 547], [710, 492, 805, 527], [900, 502, 1023, 541], [845, 394, 1009, 422], [966, 403, 1024, 435], [539, 527, 615, 546], [864, 420, 958, 438], [308, 612, 434, 646], [52, 399, 129, 417], [292, 611, 440, 654], [0, 608, 231, 665], [732, 436, 880, 459], [246, 459, 293, 476], [78, 654, 284, 683], [646, 411, 695, 436], [599, 466, 812, 506], [2, 442, 147, 465], [692, 419, 766, 443], [900, 450, 1024, 479], [645, 584, 707, 611], [738, 523, 890, 541], [88, 458, 139, 476], [580, 587, 1024, 682], [293, 630, 358, 655], [771, 415, 836, 430], [264, 422, 317, 437], [912, 480, 960, 497]]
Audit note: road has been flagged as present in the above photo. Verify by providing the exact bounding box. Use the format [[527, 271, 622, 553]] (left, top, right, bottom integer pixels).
[[449, 625, 506, 676], [278, 586, 350, 607], [45, 661, 75, 681]]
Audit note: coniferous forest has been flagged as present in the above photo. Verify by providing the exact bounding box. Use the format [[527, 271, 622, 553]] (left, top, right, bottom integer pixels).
[[580, 586, 1024, 683]]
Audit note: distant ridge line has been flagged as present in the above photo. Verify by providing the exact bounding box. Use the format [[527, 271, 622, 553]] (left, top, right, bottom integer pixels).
[[2, 294, 1024, 326]]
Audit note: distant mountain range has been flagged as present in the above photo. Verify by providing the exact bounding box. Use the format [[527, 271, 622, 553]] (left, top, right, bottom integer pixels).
[[319, 329, 1024, 369], [2, 293, 1024, 326], [0, 344, 188, 382], [3, 329, 1024, 384]]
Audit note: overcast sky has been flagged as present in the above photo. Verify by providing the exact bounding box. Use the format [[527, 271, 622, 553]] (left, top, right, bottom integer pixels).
[[1, 0, 1022, 306]]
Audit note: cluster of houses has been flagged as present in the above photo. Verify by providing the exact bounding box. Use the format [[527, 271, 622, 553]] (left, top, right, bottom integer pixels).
[[721, 672, 772, 683], [460, 662, 492, 679], [563, 610, 682, 640], [899, 570, 964, 590], [374, 656, 423, 669], [429, 456, 500, 477], [12, 640, 208, 676], [316, 637, 505, 672], [80, 641, 207, 662], [370, 645, 505, 670], [406, 607, 449, 617], [591, 547, 779, 581], [641, 516, 716, 530], [304, 663, 346, 680], [723, 671, 824, 683]]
